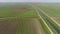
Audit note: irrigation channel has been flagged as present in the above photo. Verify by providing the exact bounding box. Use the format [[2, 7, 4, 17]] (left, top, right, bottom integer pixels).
[[36, 8, 60, 34]]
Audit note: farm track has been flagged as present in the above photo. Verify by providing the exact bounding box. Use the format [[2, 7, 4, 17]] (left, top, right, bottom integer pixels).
[[35, 8, 53, 34], [38, 8, 60, 34], [34, 7, 60, 34], [34, 19, 44, 34]]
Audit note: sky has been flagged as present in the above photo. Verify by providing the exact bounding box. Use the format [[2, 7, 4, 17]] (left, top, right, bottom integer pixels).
[[0, 0, 60, 2]]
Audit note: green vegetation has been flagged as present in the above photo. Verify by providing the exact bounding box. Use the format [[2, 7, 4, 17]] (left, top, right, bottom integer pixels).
[[0, 4, 37, 18], [39, 4, 60, 24], [38, 10, 58, 34], [0, 4, 38, 34], [37, 4, 60, 34], [0, 3, 60, 34], [16, 18, 37, 34], [16, 7, 38, 34], [39, 5, 60, 29], [38, 18, 51, 34]]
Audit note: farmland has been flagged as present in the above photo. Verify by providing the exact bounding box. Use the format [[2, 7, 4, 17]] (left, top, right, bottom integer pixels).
[[38, 4, 60, 24], [0, 3, 60, 34], [0, 3, 44, 34], [36, 4, 60, 34]]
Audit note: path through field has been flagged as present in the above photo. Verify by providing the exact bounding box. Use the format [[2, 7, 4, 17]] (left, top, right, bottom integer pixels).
[[35, 7, 60, 34], [33, 19, 44, 34]]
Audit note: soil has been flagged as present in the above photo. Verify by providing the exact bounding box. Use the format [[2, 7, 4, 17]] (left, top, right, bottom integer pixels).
[[0, 19, 20, 34], [33, 19, 44, 34]]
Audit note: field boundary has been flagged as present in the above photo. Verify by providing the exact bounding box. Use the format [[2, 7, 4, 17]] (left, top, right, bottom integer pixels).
[[39, 8, 60, 27], [35, 8, 54, 34]]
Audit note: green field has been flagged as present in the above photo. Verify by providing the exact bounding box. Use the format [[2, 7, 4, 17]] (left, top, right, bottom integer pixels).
[[0, 4, 37, 18], [0, 4, 39, 34], [36, 4, 60, 34], [0, 3, 60, 34], [38, 4, 60, 24]]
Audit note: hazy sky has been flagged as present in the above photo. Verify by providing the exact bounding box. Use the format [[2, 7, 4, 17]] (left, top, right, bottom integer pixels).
[[0, 0, 60, 2]]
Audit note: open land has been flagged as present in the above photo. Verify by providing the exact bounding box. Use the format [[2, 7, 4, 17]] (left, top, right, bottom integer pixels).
[[0, 3, 60, 34]]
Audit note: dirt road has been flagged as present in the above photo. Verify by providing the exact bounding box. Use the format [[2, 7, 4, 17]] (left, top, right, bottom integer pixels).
[[32, 19, 44, 34]]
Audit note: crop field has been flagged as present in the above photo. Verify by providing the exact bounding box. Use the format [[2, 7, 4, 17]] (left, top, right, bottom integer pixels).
[[0, 3, 44, 34], [0, 3, 60, 34], [39, 4, 60, 24], [36, 4, 60, 34]]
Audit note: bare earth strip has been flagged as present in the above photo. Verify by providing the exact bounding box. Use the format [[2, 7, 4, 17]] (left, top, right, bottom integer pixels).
[[32, 18, 44, 34]]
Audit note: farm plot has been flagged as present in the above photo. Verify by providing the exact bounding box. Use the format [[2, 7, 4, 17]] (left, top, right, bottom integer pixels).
[[0, 4, 35, 18], [0, 4, 44, 34], [16, 18, 44, 34], [0, 18, 20, 34]]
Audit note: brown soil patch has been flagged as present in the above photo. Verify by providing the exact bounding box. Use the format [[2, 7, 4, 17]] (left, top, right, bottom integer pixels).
[[33, 19, 44, 34], [0, 19, 20, 34]]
